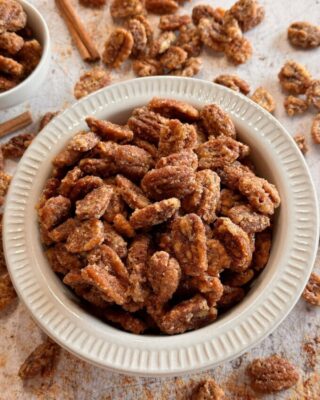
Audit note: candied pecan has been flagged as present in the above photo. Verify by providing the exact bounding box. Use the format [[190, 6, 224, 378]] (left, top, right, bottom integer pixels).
[[103, 186, 127, 223], [294, 134, 308, 154], [110, 0, 144, 19], [200, 104, 236, 138], [17, 39, 42, 76], [252, 230, 271, 271], [116, 174, 150, 209], [214, 217, 252, 271], [196, 137, 249, 170], [103, 222, 127, 258], [88, 244, 129, 280], [217, 188, 243, 215], [177, 23, 202, 57], [0, 54, 23, 77], [37, 178, 60, 209], [81, 263, 128, 305], [217, 161, 254, 190], [18, 338, 60, 379], [0, 273, 16, 311], [0, 31, 23, 54], [132, 58, 164, 77], [145, 0, 179, 15], [199, 16, 242, 52], [127, 234, 151, 303], [104, 308, 147, 334], [191, 378, 225, 400], [69, 175, 104, 202], [80, 0, 106, 7], [58, 167, 83, 197], [159, 14, 191, 31], [172, 213, 207, 276], [147, 251, 181, 303], [227, 204, 270, 233], [284, 95, 308, 116], [214, 74, 250, 95], [76, 185, 113, 220], [86, 117, 133, 143], [53, 147, 82, 169], [0, 0, 26, 33], [247, 355, 299, 393], [229, 0, 265, 32], [192, 5, 223, 26], [78, 158, 111, 178], [68, 131, 99, 152], [303, 272, 320, 306], [288, 22, 320, 49], [130, 198, 180, 229], [160, 46, 188, 70], [134, 15, 153, 43], [126, 18, 147, 57], [311, 114, 320, 144], [148, 97, 199, 121], [190, 274, 223, 296], [150, 31, 176, 57], [238, 175, 280, 215], [51, 243, 83, 273], [62, 269, 87, 289], [218, 285, 245, 308], [0, 74, 17, 91], [102, 28, 133, 68], [156, 149, 198, 170], [171, 57, 202, 77], [38, 196, 71, 230], [207, 239, 231, 276], [2, 132, 34, 159], [225, 36, 252, 64], [0, 171, 10, 203], [226, 268, 255, 287], [158, 119, 197, 157], [306, 80, 320, 110], [182, 170, 220, 223], [38, 111, 59, 132], [278, 61, 311, 95], [66, 218, 104, 253], [113, 213, 135, 238], [113, 144, 154, 180], [141, 166, 196, 200], [48, 218, 79, 243], [251, 87, 276, 113], [128, 106, 168, 143], [132, 138, 158, 159], [74, 68, 111, 99], [159, 295, 215, 334]]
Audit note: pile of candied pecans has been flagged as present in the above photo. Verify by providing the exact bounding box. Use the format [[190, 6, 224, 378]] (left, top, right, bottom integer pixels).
[[37, 97, 280, 335], [0, 0, 42, 93]]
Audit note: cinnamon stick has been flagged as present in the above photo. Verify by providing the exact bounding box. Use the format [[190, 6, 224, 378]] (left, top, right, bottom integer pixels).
[[0, 111, 33, 138], [56, 0, 100, 62]]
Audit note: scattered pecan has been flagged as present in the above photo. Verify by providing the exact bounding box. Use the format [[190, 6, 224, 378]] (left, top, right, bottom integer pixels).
[[306, 80, 320, 110], [192, 5, 223, 26], [284, 95, 308, 116], [102, 28, 133, 68], [191, 378, 225, 400], [278, 61, 312, 94], [2, 132, 34, 159], [247, 355, 299, 393], [160, 46, 188, 70], [214, 74, 250, 95], [110, 0, 144, 19], [132, 58, 164, 77], [126, 18, 147, 57], [159, 14, 191, 31], [177, 23, 202, 57], [171, 57, 202, 77], [145, 0, 179, 15], [288, 22, 320, 49], [79, 0, 106, 7], [74, 68, 111, 99], [150, 31, 176, 57], [311, 114, 320, 144], [303, 272, 320, 306], [251, 87, 276, 113], [224, 36, 253, 65], [18, 338, 60, 379], [294, 134, 308, 155], [229, 0, 265, 32]]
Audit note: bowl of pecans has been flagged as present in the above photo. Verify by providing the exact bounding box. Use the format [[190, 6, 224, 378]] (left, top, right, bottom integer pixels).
[[0, 0, 51, 109], [4, 77, 319, 376]]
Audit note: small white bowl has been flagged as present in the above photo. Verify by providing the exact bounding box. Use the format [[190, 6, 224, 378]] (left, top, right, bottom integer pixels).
[[0, 0, 51, 110], [3, 77, 319, 377]]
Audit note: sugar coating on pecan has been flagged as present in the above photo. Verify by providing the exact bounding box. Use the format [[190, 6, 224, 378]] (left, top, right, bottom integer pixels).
[[251, 87, 276, 113], [145, 0, 179, 15], [74, 68, 111, 100], [214, 74, 250, 95], [102, 28, 133, 68], [2, 132, 34, 159], [159, 14, 191, 31], [110, 0, 144, 19], [306, 80, 320, 110], [191, 378, 225, 400], [278, 61, 312, 95], [224, 36, 252, 65], [0, 0, 27, 34], [247, 355, 299, 393], [303, 272, 320, 306], [200, 104, 236, 138], [156, 149, 198, 170], [148, 97, 200, 121], [284, 95, 308, 116], [66, 218, 104, 253], [288, 22, 320, 49], [229, 0, 265, 32]]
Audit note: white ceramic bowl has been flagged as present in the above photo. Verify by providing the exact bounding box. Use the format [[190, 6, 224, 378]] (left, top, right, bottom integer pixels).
[[3, 77, 319, 377], [0, 0, 51, 110]]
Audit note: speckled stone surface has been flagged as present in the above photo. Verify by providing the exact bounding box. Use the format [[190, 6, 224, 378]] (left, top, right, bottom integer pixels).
[[1, 0, 320, 399]]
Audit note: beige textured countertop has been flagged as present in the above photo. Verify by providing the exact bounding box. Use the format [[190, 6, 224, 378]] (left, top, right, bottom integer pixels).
[[1, 0, 320, 398]]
